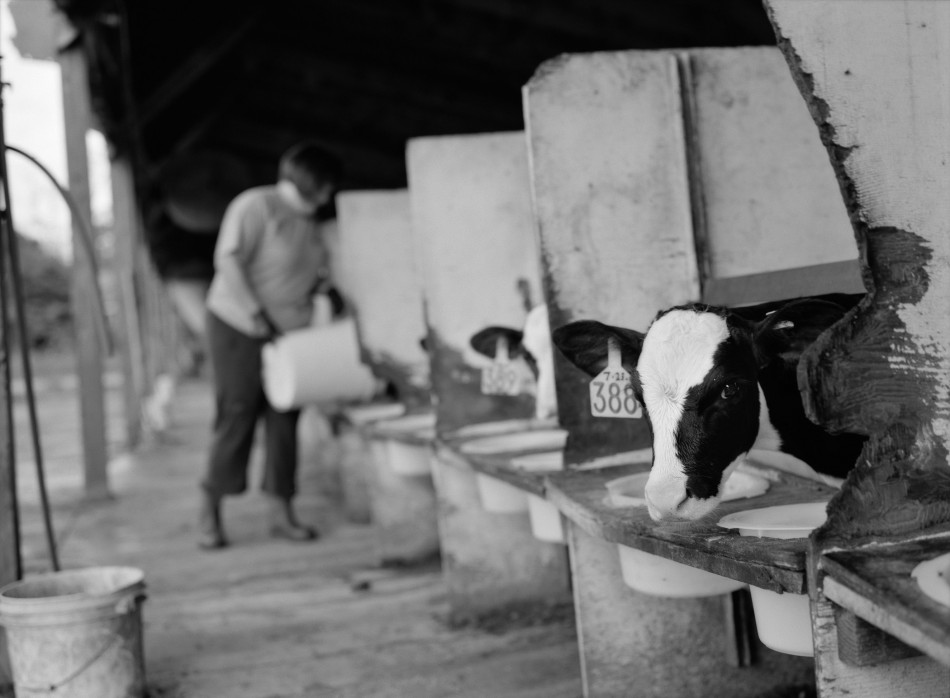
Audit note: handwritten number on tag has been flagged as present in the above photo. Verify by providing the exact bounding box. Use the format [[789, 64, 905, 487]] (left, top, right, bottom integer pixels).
[[589, 338, 641, 419]]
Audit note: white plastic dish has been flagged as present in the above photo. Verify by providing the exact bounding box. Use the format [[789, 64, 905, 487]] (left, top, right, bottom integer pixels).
[[459, 429, 567, 456], [475, 474, 528, 513], [450, 418, 557, 440], [373, 412, 436, 436], [601, 471, 749, 597], [911, 552, 950, 608], [344, 402, 406, 426], [605, 469, 771, 509], [718, 502, 830, 656]]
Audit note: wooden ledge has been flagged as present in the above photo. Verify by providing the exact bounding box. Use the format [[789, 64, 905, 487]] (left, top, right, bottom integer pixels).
[[544, 463, 838, 593], [446, 449, 551, 498], [820, 529, 950, 667]]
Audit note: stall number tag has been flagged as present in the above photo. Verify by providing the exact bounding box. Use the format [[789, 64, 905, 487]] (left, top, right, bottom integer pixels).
[[590, 338, 641, 419], [481, 336, 524, 396]]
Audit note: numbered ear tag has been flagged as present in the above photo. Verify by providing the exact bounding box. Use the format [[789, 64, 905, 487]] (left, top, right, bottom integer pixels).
[[481, 336, 524, 396], [590, 338, 641, 419]]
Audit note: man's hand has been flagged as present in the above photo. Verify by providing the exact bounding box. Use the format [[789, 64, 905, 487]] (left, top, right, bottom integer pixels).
[[255, 309, 282, 341]]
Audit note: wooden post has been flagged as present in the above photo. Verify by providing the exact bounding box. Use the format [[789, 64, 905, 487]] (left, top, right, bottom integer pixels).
[[110, 158, 145, 448], [764, 0, 950, 694], [58, 37, 110, 500]]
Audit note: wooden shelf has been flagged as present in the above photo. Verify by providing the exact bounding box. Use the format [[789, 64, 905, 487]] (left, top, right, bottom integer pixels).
[[544, 462, 838, 593], [447, 448, 551, 498], [820, 528, 950, 667]]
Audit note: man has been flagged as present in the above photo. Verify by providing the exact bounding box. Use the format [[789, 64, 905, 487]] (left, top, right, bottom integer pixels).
[[199, 142, 343, 549]]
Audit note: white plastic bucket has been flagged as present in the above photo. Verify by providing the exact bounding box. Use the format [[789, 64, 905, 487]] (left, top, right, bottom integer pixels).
[[475, 474, 528, 513], [512, 449, 566, 543], [459, 429, 567, 456], [262, 319, 378, 410], [604, 473, 756, 597], [718, 502, 829, 656], [0, 567, 146, 698], [387, 440, 434, 477], [526, 495, 565, 543]]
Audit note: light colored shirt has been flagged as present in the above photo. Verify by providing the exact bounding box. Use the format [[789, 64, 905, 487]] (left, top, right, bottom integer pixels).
[[206, 185, 330, 336]]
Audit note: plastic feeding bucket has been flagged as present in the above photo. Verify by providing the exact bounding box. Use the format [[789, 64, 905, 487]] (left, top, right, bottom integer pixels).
[[510, 450, 566, 543], [912, 552, 950, 608], [262, 319, 379, 410], [603, 473, 756, 597], [0, 567, 146, 698], [372, 413, 437, 476], [718, 502, 830, 656], [460, 429, 568, 513]]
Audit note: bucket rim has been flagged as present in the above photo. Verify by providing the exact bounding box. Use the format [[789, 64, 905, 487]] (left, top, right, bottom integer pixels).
[[0, 566, 145, 608]]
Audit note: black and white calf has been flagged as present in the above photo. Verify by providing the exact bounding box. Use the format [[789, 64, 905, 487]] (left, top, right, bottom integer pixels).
[[553, 295, 866, 521], [469, 304, 558, 421]]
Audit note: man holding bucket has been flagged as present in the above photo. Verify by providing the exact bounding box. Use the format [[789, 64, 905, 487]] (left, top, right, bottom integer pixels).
[[199, 142, 343, 550]]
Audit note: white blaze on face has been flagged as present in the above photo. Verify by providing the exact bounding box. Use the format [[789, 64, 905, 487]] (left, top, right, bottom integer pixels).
[[522, 304, 558, 421], [639, 310, 730, 520]]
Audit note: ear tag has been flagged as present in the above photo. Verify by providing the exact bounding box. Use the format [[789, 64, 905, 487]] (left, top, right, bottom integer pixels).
[[481, 336, 524, 396], [589, 337, 641, 419]]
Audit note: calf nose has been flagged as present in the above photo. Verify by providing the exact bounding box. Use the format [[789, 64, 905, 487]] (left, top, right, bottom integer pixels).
[[644, 479, 689, 521]]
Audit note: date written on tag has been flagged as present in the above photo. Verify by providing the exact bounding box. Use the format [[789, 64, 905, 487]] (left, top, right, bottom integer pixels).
[[589, 337, 641, 419]]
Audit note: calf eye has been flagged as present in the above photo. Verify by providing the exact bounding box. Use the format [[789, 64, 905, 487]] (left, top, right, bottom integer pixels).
[[720, 382, 739, 400]]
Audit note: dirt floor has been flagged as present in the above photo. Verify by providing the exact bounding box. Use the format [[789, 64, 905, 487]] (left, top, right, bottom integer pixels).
[[9, 368, 582, 698]]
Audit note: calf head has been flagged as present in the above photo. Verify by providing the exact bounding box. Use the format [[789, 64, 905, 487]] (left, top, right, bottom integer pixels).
[[553, 299, 850, 521], [470, 305, 558, 420]]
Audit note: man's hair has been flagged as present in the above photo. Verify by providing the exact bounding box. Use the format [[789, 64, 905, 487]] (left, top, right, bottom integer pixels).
[[278, 142, 344, 187]]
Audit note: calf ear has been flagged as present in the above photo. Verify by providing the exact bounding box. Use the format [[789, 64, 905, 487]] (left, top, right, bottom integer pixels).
[[551, 320, 645, 376], [470, 326, 526, 359], [753, 298, 854, 366]]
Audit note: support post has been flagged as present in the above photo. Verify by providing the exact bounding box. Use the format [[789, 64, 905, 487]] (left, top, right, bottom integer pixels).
[[57, 34, 109, 500], [110, 158, 144, 448]]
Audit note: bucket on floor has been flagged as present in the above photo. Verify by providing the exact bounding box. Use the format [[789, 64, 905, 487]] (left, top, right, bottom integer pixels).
[[475, 473, 529, 512], [0, 566, 146, 698]]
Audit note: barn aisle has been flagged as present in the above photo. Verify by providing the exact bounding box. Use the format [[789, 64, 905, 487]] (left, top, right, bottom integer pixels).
[[12, 377, 581, 698]]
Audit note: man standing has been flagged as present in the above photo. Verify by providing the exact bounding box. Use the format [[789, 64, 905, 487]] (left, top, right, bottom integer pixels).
[[199, 142, 343, 549]]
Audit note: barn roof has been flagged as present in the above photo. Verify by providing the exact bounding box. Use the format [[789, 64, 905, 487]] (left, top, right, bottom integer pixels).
[[44, 0, 775, 275]]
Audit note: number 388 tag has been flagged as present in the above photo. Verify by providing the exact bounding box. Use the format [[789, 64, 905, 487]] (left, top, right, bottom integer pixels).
[[589, 338, 641, 419]]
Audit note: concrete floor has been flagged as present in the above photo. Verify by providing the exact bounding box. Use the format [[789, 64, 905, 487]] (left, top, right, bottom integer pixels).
[[10, 374, 581, 698]]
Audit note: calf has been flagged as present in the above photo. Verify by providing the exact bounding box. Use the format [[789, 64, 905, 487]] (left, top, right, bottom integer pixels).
[[470, 304, 558, 421], [552, 294, 865, 521]]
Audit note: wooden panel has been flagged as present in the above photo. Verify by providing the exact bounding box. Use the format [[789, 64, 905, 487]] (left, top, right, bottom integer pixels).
[[833, 608, 922, 667], [336, 190, 430, 407], [407, 133, 541, 433], [685, 47, 857, 281], [544, 461, 837, 592], [524, 50, 698, 462], [820, 532, 950, 666]]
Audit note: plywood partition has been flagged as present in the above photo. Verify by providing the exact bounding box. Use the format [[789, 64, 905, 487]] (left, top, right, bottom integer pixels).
[[764, 0, 950, 693], [685, 47, 857, 284], [524, 51, 698, 462], [407, 132, 542, 433], [335, 190, 430, 408]]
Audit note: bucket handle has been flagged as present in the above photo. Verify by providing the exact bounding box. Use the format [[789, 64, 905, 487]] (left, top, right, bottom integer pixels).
[[15, 593, 146, 694]]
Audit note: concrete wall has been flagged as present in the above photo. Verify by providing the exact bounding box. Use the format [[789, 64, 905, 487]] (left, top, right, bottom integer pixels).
[[686, 47, 857, 279], [524, 51, 699, 461], [336, 190, 430, 406], [407, 132, 543, 433]]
